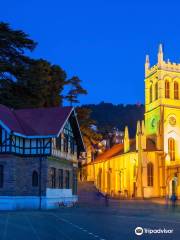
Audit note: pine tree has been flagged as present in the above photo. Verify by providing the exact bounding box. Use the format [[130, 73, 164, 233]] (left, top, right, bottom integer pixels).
[[65, 76, 87, 105]]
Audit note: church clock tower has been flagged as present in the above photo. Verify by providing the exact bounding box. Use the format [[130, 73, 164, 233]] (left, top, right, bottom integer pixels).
[[145, 44, 180, 158]]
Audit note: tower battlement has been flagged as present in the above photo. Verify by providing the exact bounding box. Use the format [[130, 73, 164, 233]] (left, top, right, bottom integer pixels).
[[145, 44, 180, 77]]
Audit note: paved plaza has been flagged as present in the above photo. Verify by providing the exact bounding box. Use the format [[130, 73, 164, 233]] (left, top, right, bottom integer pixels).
[[0, 182, 180, 240], [0, 197, 180, 239]]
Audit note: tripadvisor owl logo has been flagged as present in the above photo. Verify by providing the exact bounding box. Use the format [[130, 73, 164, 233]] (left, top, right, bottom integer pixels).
[[135, 227, 143, 236]]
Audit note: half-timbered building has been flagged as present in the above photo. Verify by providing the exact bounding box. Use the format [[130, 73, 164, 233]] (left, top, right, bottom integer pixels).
[[0, 104, 85, 209]]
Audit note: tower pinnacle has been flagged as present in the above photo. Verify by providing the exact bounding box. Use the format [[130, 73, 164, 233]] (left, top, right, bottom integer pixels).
[[158, 43, 163, 65], [145, 54, 150, 73]]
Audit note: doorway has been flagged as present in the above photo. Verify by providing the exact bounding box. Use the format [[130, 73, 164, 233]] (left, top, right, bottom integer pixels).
[[169, 177, 177, 197]]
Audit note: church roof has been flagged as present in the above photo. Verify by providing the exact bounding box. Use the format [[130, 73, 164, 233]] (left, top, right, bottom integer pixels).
[[94, 143, 124, 162], [93, 139, 136, 163]]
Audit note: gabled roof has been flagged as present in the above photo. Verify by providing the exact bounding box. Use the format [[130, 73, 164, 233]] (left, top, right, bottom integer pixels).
[[14, 106, 73, 137], [0, 104, 85, 152], [0, 104, 71, 136]]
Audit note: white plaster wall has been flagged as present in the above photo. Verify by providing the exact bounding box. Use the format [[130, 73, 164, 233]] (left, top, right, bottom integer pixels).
[[0, 191, 78, 210]]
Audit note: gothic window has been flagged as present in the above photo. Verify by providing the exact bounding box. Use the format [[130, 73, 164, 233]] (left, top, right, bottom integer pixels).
[[58, 169, 63, 188], [147, 162, 153, 186], [149, 84, 153, 103], [155, 82, 158, 100], [32, 171, 38, 187], [168, 138, 175, 161], [50, 167, 56, 188], [165, 80, 170, 98], [174, 81, 179, 100], [0, 165, 4, 188]]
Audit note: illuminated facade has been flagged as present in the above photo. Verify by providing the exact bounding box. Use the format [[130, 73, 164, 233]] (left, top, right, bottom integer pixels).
[[85, 44, 180, 199]]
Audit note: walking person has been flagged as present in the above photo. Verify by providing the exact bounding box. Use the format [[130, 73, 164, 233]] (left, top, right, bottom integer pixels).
[[170, 193, 177, 210]]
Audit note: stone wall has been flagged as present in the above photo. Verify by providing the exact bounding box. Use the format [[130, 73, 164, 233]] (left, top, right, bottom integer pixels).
[[0, 155, 78, 197], [0, 155, 48, 196]]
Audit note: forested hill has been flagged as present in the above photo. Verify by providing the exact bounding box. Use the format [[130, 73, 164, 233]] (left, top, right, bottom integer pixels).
[[82, 102, 145, 138]]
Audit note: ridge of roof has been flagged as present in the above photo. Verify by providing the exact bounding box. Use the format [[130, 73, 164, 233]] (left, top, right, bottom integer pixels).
[[0, 105, 73, 137]]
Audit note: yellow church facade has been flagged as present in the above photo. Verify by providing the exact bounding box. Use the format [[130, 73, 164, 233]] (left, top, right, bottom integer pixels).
[[85, 44, 180, 199]]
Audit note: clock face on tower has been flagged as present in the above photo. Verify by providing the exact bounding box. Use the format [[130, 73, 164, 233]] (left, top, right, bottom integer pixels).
[[151, 118, 156, 128]]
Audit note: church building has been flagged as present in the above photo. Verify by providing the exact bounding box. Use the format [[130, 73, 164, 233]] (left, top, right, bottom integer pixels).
[[85, 44, 180, 199], [0, 105, 85, 209]]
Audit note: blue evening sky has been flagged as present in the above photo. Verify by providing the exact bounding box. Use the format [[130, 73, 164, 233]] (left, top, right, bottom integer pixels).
[[1, 0, 180, 105]]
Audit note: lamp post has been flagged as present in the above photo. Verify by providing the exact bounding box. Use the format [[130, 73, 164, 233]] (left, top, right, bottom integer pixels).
[[39, 139, 50, 210]]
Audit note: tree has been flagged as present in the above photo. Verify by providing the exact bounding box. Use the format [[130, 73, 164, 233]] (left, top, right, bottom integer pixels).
[[76, 107, 102, 145], [82, 102, 144, 138], [0, 22, 36, 82], [0, 22, 37, 108], [0, 22, 68, 109], [17, 59, 67, 108], [65, 76, 87, 105]]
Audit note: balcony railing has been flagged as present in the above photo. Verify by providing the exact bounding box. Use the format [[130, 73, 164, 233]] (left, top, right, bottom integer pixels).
[[52, 148, 77, 162]]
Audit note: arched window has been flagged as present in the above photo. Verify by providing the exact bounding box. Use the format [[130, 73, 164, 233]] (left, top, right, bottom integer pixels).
[[165, 80, 170, 98], [155, 82, 158, 100], [174, 81, 179, 99], [149, 84, 153, 103], [168, 138, 175, 161], [147, 162, 153, 186], [32, 171, 38, 187], [0, 165, 4, 188]]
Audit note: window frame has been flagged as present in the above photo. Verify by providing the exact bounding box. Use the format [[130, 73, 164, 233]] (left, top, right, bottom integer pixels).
[[147, 162, 153, 187], [50, 167, 56, 188], [58, 169, 64, 188], [56, 135, 61, 150], [63, 134, 69, 153], [168, 138, 175, 161], [155, 82, 158, 100], [149, 84, 153, 103], [32, 170, 39, 187], [65, 170, 70, 189], [165, 80, 170, 98], [174, 81, 179, 100]]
